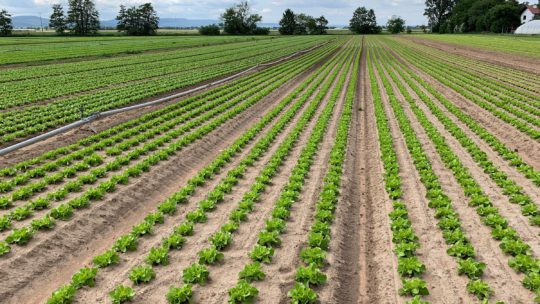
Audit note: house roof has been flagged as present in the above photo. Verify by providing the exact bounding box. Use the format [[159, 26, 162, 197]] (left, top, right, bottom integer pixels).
[[523, 5, 540, 15]]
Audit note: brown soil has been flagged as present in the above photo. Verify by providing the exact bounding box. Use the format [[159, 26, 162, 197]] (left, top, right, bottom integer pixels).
[[405, 37, 540, 75], [4, 36, 540, 304], [0, 50, 324, 304], [76, 51, 340, 304], [320, 46, 400, 304]]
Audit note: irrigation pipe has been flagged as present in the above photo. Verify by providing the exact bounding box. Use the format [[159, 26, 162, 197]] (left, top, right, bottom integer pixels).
[[0, 42, 327, 156]]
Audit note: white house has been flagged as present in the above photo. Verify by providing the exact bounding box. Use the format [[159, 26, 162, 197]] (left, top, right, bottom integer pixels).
[[521, 5, 540, 24]]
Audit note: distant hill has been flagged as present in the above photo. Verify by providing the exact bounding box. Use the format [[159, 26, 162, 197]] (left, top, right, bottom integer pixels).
[[12, 16, 50, 29]]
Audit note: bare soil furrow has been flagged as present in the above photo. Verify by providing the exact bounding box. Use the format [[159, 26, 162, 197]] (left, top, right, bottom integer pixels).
[[320, 46, 399, 304]]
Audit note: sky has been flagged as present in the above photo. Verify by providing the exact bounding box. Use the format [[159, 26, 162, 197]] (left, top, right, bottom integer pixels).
[[0, 0, 428, 26]]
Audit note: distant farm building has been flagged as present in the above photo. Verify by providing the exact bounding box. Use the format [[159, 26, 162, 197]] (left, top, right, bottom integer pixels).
[[521, 5, 539, 24]]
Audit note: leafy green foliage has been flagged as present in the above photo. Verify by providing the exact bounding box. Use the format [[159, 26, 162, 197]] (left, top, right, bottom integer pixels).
[[287, 283, 317, 304], [249, 244, 274, 263], [71, 267, 98, 288], [399, 278, 429, 297], [47, 284, 76, 304], [6, 227, 34, 245], [198, 246, 224, 265], [109, 285, 135, 304], [295, 264, 327, 286], [239, 262, 265, 282], [466, 279, 492, 300], [129, 264, 156, 284], [93, 249, 120, 268], [182, 263, 209, 285], [113, 234, 138, 253], [146, 246, 169, 266], [228, 280, 259, 304], [166, 284, 193, 304]]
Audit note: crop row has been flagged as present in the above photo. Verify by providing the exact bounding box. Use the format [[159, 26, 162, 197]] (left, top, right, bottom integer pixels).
[[0, 37, 312, 83], [384, 39, 540, 142], [396, 43, 540, 122], [367, 46, 430, 304], [0, 39, 343, 145], [0, 45, 333, 215], [0, 40, 343, 254], [44, 38, 353, 304], [0, 37, 324, 109], [171, 45, 353, 304], [225, 40, 357, 304], [0, 48, 325, 211], [380, 42, 540, 192], [372, 42, 494, 301], [372, 38, 540, 301], [392, 39, 540, 126], [396, 39, 540, 95], [285, 40, 359, 304], [375, 42, 540, 229], [0, 36, 276, 65], [0, 45, 331, 180]]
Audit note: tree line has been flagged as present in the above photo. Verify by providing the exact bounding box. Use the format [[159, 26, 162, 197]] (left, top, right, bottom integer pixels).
[[0, 2, 385, 37], [424, 0, 537, 33]]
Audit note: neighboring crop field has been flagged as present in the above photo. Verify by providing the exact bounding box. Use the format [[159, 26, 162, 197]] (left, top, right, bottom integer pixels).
[[415, 34, 540, 58], [0, 33, 539, 304]]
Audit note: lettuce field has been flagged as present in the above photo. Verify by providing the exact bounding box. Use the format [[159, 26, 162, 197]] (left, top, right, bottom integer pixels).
[[0, 34, 539, 304]]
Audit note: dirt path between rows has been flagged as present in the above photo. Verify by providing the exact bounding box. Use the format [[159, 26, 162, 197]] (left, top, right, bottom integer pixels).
[[0, 53, 325, 304], [388, 63, 535, 303], [404, 37, 540, 75], [320, 45, 399, 304]]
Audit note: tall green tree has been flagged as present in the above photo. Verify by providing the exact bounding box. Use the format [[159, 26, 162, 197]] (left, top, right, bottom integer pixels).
[[424, 0, 456, 32], [221, 1, 263, 35], [387, 16, 406, 34], [485, 2, 521, 32], [0, 9, 12, 36], [313, 16, 328, 34], [294, 13, 313, 34], [49, 4, 67, 35], [279, 8, 296, 35], [67, 0, 100, 35], [116, 3, 159, 35], [349, 7, 380, 34]]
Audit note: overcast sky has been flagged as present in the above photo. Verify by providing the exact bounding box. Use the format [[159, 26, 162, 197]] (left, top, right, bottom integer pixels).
[[0, 0, 428, 25]]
